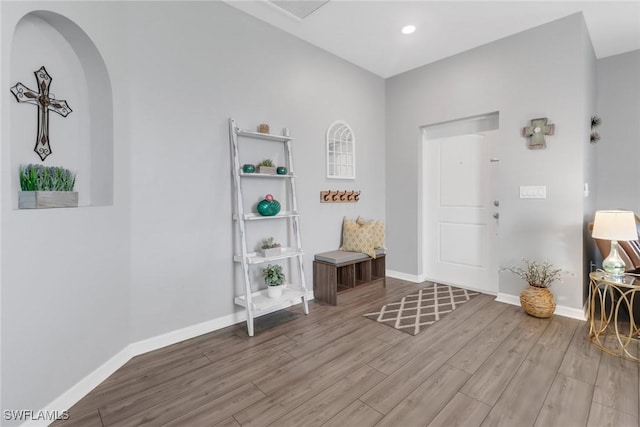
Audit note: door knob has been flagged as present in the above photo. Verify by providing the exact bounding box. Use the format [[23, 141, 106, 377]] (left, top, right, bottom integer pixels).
[[493, 212, 499, 219]]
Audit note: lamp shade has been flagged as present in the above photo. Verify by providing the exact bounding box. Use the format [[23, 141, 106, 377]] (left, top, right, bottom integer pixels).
[[592, 210, 637, 241]]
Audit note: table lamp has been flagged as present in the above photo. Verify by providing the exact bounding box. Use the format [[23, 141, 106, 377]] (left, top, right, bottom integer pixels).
[[592, 210, 638, 278]]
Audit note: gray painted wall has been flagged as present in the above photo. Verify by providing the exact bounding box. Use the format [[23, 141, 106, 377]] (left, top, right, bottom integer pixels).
[[385, 13, 596, 311], [595, 50, 640, 213], [1, 2, 131, 421], [582, 25, 598, 298], [1, 1, 385, 420], [124, 2, 385, 341]]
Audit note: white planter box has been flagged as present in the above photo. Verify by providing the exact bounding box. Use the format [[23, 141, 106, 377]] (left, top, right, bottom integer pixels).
[[19, 191, 78, 209], [262, 247, 282, 257], [258, 166, 277, 175]]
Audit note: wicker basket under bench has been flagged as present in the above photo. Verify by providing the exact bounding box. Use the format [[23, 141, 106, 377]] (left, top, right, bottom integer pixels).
[[313, 249, 386, 305]]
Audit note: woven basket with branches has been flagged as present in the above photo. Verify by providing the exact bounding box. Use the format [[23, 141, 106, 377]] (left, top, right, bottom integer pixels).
[[520, 286, 556, 318], [503, 259, 569, 318]]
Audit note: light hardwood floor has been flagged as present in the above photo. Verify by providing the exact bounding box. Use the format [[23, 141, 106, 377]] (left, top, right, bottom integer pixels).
[[53, 278, 640, 427]]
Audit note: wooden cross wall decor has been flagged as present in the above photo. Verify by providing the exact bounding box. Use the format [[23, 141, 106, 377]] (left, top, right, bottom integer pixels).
[[522, 117, 554, 149], [10, 66, 73, 161]]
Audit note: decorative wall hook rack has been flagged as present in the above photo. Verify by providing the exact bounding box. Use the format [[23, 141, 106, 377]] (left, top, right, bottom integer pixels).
[[320, 190, 360, 203]]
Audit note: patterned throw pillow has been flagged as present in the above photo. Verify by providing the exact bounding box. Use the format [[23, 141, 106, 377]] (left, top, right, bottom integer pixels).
[[340, 217, 385, 258], [359, 216, 385, 249]]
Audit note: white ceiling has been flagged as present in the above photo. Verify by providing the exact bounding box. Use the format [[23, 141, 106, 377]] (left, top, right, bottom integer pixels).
[[225, 0, 640, 78]]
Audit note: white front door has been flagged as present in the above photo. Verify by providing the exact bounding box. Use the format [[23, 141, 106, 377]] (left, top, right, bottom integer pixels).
[[422, 129, 499, 294]]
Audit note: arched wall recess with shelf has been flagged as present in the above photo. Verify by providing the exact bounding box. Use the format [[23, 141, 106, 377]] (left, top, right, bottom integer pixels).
[[10, 10, 114, 207]]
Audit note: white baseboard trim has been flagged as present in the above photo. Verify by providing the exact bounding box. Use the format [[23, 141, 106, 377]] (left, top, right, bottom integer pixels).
[[554, 304, 587, 321], [367, 267, 588, 321], [26, 299, 309, 427], [22, 346, 135, 427], [495, 292, 521, 306], [386, 270, 425, 283], [495, 292, 586, 321], [128, 311, 244, 356], [386, 271, 497, 296]]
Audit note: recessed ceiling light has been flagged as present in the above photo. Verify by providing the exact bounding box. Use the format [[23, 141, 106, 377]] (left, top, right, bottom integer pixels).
[[402, 25, 416, 35]]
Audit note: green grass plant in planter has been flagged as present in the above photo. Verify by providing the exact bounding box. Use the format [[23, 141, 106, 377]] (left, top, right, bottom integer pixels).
[[19, 164, 76, 191], [18, 164, 78, 209], [258, 159, 277, 174]]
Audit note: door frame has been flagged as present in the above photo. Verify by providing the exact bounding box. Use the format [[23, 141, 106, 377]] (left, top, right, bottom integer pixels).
[[418, 112, 500, 293]]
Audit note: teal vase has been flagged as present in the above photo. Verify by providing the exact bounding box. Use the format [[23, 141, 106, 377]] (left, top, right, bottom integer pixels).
[[257, 198, 281, 216], [276, 166, 288, 175], [242, 164, 255, 173]]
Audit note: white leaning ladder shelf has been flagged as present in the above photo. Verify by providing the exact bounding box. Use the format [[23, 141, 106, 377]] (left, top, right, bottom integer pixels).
[[229, 118, 310, 336]]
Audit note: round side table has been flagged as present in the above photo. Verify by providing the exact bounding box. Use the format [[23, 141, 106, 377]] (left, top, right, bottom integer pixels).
[[588, 271, 640, 362]]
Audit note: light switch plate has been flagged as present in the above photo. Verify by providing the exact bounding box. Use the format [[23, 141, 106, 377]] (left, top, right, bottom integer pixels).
[[520, 185, 546, 199]]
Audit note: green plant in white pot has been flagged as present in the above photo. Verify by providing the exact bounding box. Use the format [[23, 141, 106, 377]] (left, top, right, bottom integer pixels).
[[263, 264, 285, 298]]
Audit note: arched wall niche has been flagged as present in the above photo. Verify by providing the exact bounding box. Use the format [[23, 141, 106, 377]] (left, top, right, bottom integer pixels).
[[10, 10, 113, 207]]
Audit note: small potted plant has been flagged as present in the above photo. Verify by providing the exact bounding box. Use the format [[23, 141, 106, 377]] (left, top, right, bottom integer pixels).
[[503, 259, 569, 318], [18, 164, 78, 209], [261, 237, 282, 257], [263, 264, 285, 298], [257, 159, 276, 175]]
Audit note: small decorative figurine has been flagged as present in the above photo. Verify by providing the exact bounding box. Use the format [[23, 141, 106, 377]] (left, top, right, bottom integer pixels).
[[258, 123, 270, 134], [257, 193, 281, 216]]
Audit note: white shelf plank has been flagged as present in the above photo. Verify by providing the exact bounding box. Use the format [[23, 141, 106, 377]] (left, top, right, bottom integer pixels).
[[240, 172, 295, 179], [234, 285, 311, 311], [236, 128, 293, 142], [234, 248, 304, 264], [234, 211, 300, 221]]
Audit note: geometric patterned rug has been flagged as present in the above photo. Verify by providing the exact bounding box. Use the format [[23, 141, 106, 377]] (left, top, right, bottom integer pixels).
[[363, 283, 480, 336]]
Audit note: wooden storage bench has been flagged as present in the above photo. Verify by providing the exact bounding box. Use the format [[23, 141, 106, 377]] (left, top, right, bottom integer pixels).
[[313, 249, 386, 305]]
